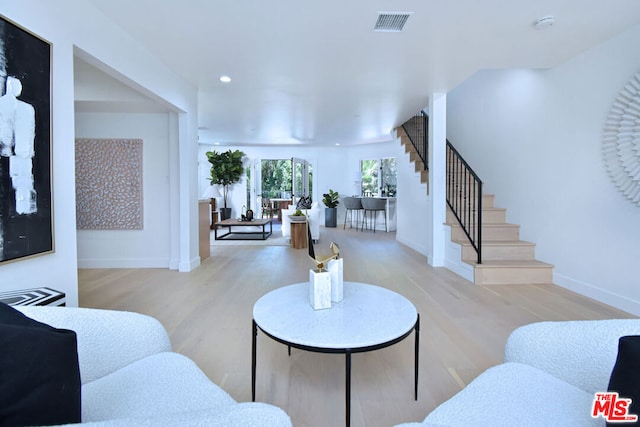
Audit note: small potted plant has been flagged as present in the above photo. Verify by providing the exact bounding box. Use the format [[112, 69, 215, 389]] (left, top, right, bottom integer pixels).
[[288, 208, 307, 222], [322, 189, 339, 227]]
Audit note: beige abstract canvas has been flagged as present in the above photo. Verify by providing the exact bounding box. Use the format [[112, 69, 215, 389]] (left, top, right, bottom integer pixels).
[[75, 138, 143, 229]]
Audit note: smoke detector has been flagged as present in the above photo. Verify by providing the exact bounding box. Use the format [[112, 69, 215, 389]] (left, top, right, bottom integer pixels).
[[374, 12, 413, 32], [534, 16, 555, 30]]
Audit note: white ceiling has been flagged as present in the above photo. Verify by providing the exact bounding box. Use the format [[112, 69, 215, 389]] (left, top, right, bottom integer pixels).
[[80, 0, 640, 146]]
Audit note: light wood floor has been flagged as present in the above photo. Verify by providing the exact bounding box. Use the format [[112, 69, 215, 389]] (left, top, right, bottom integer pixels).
[[78, 225, 634, 427]]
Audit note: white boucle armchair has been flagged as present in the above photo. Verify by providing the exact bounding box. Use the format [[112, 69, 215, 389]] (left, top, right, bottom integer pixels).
[[396, 318, 640, 427], [17, 306, 291, 426]]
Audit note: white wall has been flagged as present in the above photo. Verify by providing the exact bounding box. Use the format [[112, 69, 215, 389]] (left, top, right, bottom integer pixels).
[[390, 133, 431, 256], [0, 1, 199, 306], [447, 24, 640, 315], [75, 112, 172, 268]]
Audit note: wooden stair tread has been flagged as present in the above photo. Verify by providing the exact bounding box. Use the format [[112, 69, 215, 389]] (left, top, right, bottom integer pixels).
[[470, 259, 553, 268], [455, 239, 535, 247], [447, 221, 519, 228]]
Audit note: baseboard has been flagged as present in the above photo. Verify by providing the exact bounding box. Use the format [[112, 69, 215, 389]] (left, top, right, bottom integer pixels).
[[443, 225, 474, 283], [396, 234, 429, 257], [77, 258, 171, 269], [178, 256, 200, 272], [554, 273, 640, 317]]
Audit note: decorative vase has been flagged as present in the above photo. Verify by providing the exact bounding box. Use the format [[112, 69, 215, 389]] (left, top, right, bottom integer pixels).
[[309, 269, 331, 310], [220, 207, 231, 221], [325, 207, 337, 227], [288, 215, 306, 222], [328, 258, 343, 303]]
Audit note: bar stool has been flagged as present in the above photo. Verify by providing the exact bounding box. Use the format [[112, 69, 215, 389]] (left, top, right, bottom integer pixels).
[[360, 198, 387, 233], [343, 197, 362, 229]]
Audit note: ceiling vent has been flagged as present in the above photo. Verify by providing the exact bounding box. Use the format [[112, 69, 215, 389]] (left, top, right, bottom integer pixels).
[[374, 12, 412, 32]]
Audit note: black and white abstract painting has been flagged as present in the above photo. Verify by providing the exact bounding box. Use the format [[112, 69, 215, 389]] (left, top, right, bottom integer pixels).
[[0, 15, 53, 264]]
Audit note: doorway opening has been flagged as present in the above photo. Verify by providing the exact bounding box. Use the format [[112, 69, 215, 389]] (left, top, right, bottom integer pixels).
[[247, 158, 313, 222]]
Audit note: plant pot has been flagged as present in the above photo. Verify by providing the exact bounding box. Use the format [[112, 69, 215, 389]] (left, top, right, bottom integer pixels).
[[325, 207, 337, 227], [220, 207, 232, 221], [288, 215, 307, 222]]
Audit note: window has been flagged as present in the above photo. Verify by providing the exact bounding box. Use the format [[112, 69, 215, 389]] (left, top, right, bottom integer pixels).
[[361, 159, 378, 197], [380, 157, 397, 197], [360, 157, 396, 197]]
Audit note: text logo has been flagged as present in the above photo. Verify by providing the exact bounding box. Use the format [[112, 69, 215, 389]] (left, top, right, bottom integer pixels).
[[592, 392, 638, 423]]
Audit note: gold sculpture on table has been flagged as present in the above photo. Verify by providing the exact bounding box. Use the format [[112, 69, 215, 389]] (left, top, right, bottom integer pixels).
[[307, 223, 340, 271]]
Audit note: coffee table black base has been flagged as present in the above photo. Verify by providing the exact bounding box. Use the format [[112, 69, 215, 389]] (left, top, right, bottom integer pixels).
[[214, 220, 272, 240], [252, 314, 420, 427]]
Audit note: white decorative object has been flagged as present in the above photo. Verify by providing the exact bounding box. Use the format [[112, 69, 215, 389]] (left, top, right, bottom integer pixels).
[[309, 269, 331, 310], [603, 72, 640, 207], [327, 258, 343, 303]]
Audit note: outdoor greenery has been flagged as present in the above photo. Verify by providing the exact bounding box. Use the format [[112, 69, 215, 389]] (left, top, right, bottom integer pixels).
[[360, 158, 397, 196], [261, 159, 292, 198], [361, 159, 378, 196], [381, 158, 397, 196]]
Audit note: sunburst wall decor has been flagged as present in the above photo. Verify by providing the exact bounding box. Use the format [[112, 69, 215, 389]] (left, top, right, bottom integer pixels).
[[603, 72, 640, 207]]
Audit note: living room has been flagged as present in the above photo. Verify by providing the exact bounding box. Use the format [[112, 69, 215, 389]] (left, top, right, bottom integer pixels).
[[2, 1, 640, 425], [2, 2, 639, 315]]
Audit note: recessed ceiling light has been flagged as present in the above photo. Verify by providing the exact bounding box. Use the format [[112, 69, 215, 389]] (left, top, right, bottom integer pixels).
[[219, 75, 231, 83]]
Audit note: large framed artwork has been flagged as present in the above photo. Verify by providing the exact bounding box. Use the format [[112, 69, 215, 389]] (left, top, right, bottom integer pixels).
[[0, 15, 53, 264]]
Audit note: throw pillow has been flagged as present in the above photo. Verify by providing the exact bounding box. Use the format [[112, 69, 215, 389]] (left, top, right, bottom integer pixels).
[[296, 196, 312, 210], [0, 302, 81, 426], [607, 335, 640, 426]]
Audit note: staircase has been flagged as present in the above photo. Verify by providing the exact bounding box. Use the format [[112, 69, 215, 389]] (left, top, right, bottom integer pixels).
[[446, 195, 554, 285], [396, 123, 554, 286], [397, 126, 428, 190]]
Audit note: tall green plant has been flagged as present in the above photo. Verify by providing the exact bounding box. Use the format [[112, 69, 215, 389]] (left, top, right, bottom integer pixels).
[[206, 149, 246, 208]]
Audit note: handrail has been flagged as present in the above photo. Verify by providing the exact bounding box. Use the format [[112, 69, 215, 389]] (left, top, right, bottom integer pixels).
[[401, 112, 428, 171], [446, 142, 482, 264], [400, 112, 481, 263]]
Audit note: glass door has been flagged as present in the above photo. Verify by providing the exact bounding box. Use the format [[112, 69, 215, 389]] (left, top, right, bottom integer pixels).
[[292, 157, 312, 204]]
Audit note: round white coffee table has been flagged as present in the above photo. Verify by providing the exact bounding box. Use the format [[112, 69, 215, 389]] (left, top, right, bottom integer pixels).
[[252, 281, 420, 427]]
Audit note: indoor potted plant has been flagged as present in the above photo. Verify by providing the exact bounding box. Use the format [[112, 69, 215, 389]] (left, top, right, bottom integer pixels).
[[205, 149, 246, 220], [288, 208, 307, 222], [322, 189, 339, 227]]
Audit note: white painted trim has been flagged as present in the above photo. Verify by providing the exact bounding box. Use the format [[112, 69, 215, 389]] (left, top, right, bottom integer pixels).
[[396, 235, 429, 256], [77, 258, 171, 269], [554, 273, 640, 317], [179, 256, 201, 272], [443, 225, 475, 283]]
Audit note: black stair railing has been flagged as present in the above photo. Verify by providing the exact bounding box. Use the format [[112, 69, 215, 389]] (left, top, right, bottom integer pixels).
[[446, 142, 482, 264], [401, 111, 428, 171]]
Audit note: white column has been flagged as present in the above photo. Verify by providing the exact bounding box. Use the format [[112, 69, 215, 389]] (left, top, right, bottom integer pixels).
[[428, 93, 447, 267], [177, 112, 200, 272]]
